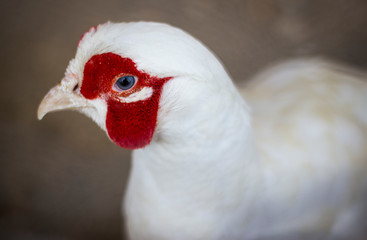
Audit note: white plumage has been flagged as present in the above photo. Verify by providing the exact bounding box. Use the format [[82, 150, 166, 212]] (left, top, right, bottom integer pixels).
[[38, 22, 367, 240]]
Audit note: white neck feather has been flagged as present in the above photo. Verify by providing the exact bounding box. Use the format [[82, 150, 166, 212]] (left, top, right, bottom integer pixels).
[[124, 75, 261, 239]]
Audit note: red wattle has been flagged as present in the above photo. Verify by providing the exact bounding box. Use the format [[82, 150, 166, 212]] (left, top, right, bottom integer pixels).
[[106, 81, 166, 149]]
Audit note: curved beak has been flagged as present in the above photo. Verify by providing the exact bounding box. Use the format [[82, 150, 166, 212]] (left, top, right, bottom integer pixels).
[[38, 77, 89, 120]]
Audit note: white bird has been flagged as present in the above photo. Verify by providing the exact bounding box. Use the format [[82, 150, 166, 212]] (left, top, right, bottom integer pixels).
[[38, 22, 367, 240]]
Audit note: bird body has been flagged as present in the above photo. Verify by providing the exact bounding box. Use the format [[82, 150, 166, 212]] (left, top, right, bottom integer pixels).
[[242, 60, 367, 239], [38, 22, 367, 239]]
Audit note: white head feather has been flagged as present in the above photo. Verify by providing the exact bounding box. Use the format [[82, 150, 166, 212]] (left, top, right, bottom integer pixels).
[[65, 21, 250, 144]]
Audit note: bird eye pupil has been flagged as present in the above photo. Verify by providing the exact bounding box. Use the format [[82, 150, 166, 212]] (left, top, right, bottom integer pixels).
[[115, 76, 136, 91]]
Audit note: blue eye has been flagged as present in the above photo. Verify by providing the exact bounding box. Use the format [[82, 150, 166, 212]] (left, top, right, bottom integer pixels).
[[114, 76, 136, 91]]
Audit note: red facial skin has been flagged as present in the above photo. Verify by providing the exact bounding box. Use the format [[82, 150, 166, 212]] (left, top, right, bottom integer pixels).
[[81, 53, 171, 149]]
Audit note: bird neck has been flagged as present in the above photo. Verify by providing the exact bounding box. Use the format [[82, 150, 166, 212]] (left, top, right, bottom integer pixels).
[[127, 86, 259, 211]]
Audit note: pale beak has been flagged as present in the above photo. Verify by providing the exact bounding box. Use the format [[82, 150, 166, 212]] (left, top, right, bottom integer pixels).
[[38, 77, 89, 120]]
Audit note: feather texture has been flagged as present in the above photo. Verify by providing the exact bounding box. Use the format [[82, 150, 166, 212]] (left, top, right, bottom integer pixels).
[[38, 22, 367, 240]]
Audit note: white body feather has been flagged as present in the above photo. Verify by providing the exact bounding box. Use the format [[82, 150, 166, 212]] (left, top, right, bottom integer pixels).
[[125, 58, 367, 240], [45, 22, 367, 239]]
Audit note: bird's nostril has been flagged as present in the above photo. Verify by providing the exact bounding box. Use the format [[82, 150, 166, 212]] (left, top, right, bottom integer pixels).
[[73, 83, 79, 92]]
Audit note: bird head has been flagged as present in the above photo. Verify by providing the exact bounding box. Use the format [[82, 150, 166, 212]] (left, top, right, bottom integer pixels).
[[38, 22, 237, 149]]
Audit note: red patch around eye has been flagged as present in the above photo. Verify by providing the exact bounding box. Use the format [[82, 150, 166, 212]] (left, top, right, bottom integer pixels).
[[106, 79, 168, 149], [81, 52, 171, 149]]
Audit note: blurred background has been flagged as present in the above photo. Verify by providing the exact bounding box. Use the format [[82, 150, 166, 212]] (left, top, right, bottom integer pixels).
[[1, 0, 367, 239]]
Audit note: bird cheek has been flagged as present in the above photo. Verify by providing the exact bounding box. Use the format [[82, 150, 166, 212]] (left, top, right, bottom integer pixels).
[[105, 98, 159, 149]]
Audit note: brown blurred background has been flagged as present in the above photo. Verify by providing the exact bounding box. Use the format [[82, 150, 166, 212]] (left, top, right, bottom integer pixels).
[[1, 0, 367, 239]]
